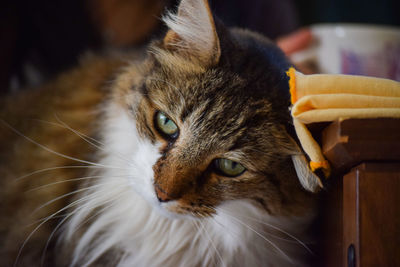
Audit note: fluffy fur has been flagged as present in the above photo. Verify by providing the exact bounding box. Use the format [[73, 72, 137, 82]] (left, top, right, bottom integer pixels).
[[0, 0, 317, 266], [62, 103, 312, 267]]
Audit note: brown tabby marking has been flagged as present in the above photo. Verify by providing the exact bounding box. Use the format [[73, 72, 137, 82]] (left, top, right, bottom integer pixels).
[[0, 55, 126, 266], [0, 0, 316, 265]]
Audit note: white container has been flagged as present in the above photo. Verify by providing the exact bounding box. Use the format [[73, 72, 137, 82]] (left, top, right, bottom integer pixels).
[[291, 24, 400, 80]]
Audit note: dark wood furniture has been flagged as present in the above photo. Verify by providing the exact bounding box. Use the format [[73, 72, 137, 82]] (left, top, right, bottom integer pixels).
[[318, 119, 400, 267]]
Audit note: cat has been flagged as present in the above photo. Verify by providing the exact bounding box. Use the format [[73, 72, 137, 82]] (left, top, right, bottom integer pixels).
[[0, 0, 319, 266]]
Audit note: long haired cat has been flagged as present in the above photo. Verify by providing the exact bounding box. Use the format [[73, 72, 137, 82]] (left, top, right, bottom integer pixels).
[[0, 0, 318, 266]]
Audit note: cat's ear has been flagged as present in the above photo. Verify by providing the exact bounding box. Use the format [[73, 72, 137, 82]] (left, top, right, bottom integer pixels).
[[162, 0, 221, 66], [287, 135, 323, 192], [291, 154, 323, 192]]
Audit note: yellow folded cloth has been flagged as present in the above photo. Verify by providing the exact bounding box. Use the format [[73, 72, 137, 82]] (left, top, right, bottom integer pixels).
[[287, 67, 400, 187]]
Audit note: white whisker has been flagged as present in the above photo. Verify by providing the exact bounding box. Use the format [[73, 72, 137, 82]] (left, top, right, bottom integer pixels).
[[52, 115, 134, 166], [40, 213, 72, 267], [32, 182, 123, 215], [0, 119, 124, 169], [31, 118, 104, 147], [13, 187, 109, 267], [215, 207, 295, 264], [40, 187, 128, 267], [73, 189, 129, 233], [27, 187, 119, 227], [15, 165, 122, 182], [27, 175, 128, 192], [220, 206, 313, 254], [196, 212, 225, 267]]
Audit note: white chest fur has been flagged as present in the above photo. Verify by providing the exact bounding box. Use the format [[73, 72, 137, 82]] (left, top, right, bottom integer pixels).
[[63, 103, 311, 267]]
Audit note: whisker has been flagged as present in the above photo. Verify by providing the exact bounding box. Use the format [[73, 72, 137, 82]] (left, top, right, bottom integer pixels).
[[40, 212, 72, 267], [219, 206, 313, 254], [13, 187, 106, 267], [215, 208, 295, 264], [195, 212, 225, 267], [40, 187, 127, 267], [14, 215, 56, 267], [191, 217, 217, 266], [0, 119, 124, 169], [32, 182, 124, 215], [31, 119, 103, 147], [209, 205, 308, 244], [72, 188, 129, 233], [27, 175, 129, 192], [52, 115, 134, 166], [15, 165, 123, 182], [25, 215, 64, 228], [252, 219, 313, 253], [189, 217, 204, 246], [26, 186, 120, 227], [203, 206, 239, 241], [188, 215, 203, 247]]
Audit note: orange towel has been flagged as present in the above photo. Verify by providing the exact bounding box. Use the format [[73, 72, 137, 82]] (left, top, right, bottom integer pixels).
[[287, 67, 400, 189]]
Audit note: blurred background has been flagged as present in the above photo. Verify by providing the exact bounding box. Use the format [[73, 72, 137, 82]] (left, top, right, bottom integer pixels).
[[1, 0, 399, 94]]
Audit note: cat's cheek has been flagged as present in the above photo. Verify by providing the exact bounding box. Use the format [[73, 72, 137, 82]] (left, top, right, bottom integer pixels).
[[125, 140, 163, 205], [104, 102, 163, 205]]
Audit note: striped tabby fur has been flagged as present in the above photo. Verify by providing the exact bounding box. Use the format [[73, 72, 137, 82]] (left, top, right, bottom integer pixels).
[[0, 0, 316, 266]]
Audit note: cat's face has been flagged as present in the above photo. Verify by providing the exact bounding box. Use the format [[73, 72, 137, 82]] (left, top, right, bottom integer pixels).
[[108, 0, 312, 219]]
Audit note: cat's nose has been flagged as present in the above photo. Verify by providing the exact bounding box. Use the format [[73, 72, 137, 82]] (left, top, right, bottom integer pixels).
[[154, 184, 172, 202]]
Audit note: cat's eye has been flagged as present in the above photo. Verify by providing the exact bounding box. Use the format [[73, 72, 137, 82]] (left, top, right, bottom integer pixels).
[[155, 111, 179, 138], [214, 158, 246, 177]]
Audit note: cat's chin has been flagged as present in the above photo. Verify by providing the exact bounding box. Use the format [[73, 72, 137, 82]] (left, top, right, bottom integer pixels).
[[126, 178, 206, 221], [133, 184, 214, 221], [150, 200, 200, 221], [125, 181, 196, 220]]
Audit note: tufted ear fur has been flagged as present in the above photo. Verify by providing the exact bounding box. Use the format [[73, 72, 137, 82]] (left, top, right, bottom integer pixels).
[[287, 135, 323, 192], [162, 0, 221, 66], [291, 154, 323, 192]]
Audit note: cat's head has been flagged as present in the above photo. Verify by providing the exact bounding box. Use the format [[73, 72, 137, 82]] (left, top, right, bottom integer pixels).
[[109, 0, 316, 219]]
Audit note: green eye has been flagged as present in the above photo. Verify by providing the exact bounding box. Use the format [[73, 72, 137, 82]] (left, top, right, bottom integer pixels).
[[214, 158, 246, 177], [155, 111, 179, 138]]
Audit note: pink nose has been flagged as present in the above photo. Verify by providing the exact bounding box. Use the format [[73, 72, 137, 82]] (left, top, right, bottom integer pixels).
[[154, 185, 171, 202]]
